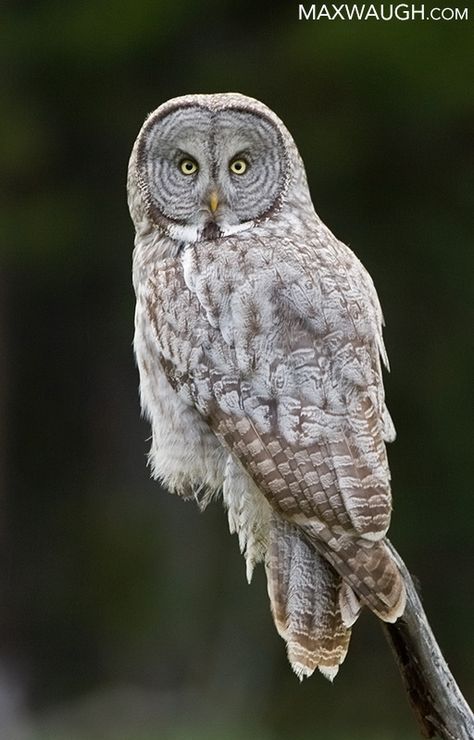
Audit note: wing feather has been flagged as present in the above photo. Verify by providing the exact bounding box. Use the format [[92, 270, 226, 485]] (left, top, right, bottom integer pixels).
[[147, 238, 406, 622]]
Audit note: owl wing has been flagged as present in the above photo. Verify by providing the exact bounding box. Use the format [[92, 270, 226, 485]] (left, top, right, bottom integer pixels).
[[147, 238, 405, 623]]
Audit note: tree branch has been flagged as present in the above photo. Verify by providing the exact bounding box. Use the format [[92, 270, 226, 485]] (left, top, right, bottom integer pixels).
[[381, 541, 474, 739]]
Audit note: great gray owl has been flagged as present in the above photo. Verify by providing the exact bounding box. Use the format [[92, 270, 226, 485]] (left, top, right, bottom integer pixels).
[[127, 93, 406, 680]]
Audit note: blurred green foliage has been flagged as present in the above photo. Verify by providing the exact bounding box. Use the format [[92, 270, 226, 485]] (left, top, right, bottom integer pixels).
[[2, 1, 473, 738]]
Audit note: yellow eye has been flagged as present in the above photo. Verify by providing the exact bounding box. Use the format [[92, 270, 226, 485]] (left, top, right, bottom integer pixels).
[[229, 158, 248, 175], [179, 158, 198, 175]]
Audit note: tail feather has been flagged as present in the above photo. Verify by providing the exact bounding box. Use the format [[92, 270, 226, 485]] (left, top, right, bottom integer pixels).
[[339, 581, 361, 628], [265, 516, 351, 680], [298, 521, 406, 623]]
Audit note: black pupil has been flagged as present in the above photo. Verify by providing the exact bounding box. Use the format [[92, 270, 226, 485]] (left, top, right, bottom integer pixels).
[[234, 162, 242, 170], [185, 162, 193, 170]]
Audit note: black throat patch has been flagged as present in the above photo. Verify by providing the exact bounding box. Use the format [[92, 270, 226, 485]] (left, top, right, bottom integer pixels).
[[201, 221, 222, 241]]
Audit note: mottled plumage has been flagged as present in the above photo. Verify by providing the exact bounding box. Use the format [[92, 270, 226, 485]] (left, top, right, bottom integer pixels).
[[127, 93, 406, 680]]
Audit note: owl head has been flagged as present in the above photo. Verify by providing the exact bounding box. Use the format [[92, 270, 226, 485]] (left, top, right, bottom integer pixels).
[[127, 93, 311, 244]]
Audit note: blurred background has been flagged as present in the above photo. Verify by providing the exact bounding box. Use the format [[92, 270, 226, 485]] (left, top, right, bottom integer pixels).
[[1, 1, 473, 738]]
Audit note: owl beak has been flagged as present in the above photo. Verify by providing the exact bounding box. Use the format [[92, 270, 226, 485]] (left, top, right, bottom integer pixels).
[[209, 191, 219, 214]]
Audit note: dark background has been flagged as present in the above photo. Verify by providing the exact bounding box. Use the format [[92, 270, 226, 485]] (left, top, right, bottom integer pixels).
[[2, 2, 473, 738]]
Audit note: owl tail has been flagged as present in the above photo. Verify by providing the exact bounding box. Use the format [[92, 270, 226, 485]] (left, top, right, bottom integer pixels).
[[300, 524, 407, 624], [335, 537, 407, 623], [265, 516, 352, 680]]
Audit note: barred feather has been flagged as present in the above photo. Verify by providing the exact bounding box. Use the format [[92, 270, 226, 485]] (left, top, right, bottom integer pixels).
[[266, 515, 351, 679]]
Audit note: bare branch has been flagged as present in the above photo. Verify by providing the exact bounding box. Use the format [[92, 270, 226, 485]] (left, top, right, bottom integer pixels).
[[382, 541, 474, 739]]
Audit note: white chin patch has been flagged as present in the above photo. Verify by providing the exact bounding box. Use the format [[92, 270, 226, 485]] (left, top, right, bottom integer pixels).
[[168, 220, 253, 245], [168, 223, 200, 243], [220, 220, 253, 237]]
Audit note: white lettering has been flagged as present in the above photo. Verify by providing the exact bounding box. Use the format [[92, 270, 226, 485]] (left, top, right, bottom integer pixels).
[[411, 4, 425, 18], [345, 4, 366, 19], [380, 4, 395, 19], [298, 3, 469, 23], [298, 4, 316, 20], [395, 3, 410, 19], [317, 4, 333, 18], [365, 4, 380, 19], [331, 4, 345, 19]]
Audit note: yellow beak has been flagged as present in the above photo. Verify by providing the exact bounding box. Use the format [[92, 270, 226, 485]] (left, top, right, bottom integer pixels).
[[209, 191, 219, 214]]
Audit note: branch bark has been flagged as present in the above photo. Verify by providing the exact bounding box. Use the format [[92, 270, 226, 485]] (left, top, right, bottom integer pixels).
[[381, 541, 474, 739]]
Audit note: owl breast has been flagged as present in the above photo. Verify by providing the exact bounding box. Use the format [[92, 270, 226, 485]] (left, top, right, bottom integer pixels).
[[138, 229, 384, 451]]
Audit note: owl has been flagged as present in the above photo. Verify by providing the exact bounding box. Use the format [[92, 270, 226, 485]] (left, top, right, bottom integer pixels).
[[127, 93, 406, 680]]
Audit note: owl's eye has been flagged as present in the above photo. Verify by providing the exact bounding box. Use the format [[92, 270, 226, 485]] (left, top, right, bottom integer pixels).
[[179, 158, 199, 175], [229, 158, 248, 175]]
